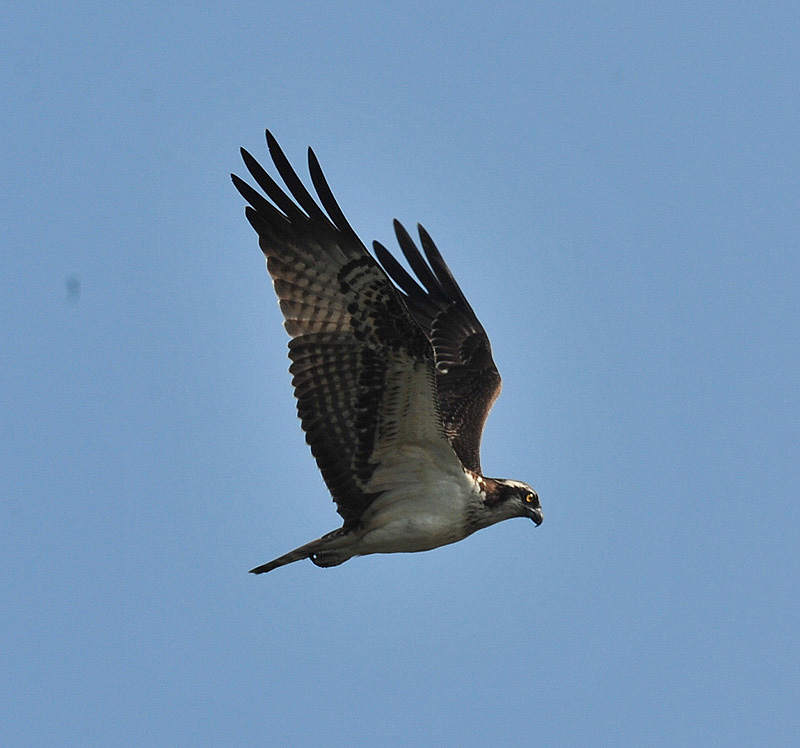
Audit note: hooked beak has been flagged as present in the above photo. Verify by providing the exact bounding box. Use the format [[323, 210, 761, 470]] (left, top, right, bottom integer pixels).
[[530, 506, 544, 526]]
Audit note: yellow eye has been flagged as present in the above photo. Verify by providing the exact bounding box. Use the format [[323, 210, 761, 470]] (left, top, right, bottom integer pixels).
[[525, 492, 534, 503]]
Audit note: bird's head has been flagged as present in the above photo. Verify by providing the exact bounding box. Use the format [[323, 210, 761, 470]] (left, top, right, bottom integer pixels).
[[486, 478, 543, 525]]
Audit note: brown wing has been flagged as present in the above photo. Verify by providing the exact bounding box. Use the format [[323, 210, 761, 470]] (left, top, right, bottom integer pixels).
[[232, 131, 444, 523], [373, 222, 501, 473]]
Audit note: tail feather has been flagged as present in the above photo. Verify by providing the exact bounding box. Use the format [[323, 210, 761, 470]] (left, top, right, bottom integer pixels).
[[249, 537, 323, 574], [249, 528, 355, 574]]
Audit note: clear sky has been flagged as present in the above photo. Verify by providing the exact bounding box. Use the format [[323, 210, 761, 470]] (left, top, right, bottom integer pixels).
[[2, 2, 799, 746]]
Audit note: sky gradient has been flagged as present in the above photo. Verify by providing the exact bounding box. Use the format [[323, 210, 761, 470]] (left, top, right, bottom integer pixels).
[[3, 2, 799, 746]]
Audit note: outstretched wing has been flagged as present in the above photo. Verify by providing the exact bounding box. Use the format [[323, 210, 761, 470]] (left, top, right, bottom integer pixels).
[[373, 223, 501, 473], [232, 131, 459, 523]]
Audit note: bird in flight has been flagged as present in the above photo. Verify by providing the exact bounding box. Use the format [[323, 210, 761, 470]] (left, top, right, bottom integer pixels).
[[232, 131, 542, 574]]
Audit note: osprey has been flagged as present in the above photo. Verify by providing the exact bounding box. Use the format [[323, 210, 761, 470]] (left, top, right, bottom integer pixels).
[[232, 131, 542, 574]]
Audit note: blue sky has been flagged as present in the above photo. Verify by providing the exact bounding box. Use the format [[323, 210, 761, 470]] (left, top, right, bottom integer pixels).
[[2, 2, 799, 746]]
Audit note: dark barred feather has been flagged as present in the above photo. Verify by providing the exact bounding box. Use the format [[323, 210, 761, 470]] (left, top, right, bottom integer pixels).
[[232, 132, 438, 521]]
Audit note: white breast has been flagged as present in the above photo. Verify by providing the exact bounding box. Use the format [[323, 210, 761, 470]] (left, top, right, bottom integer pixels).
[[356, 444, 478, 555]]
